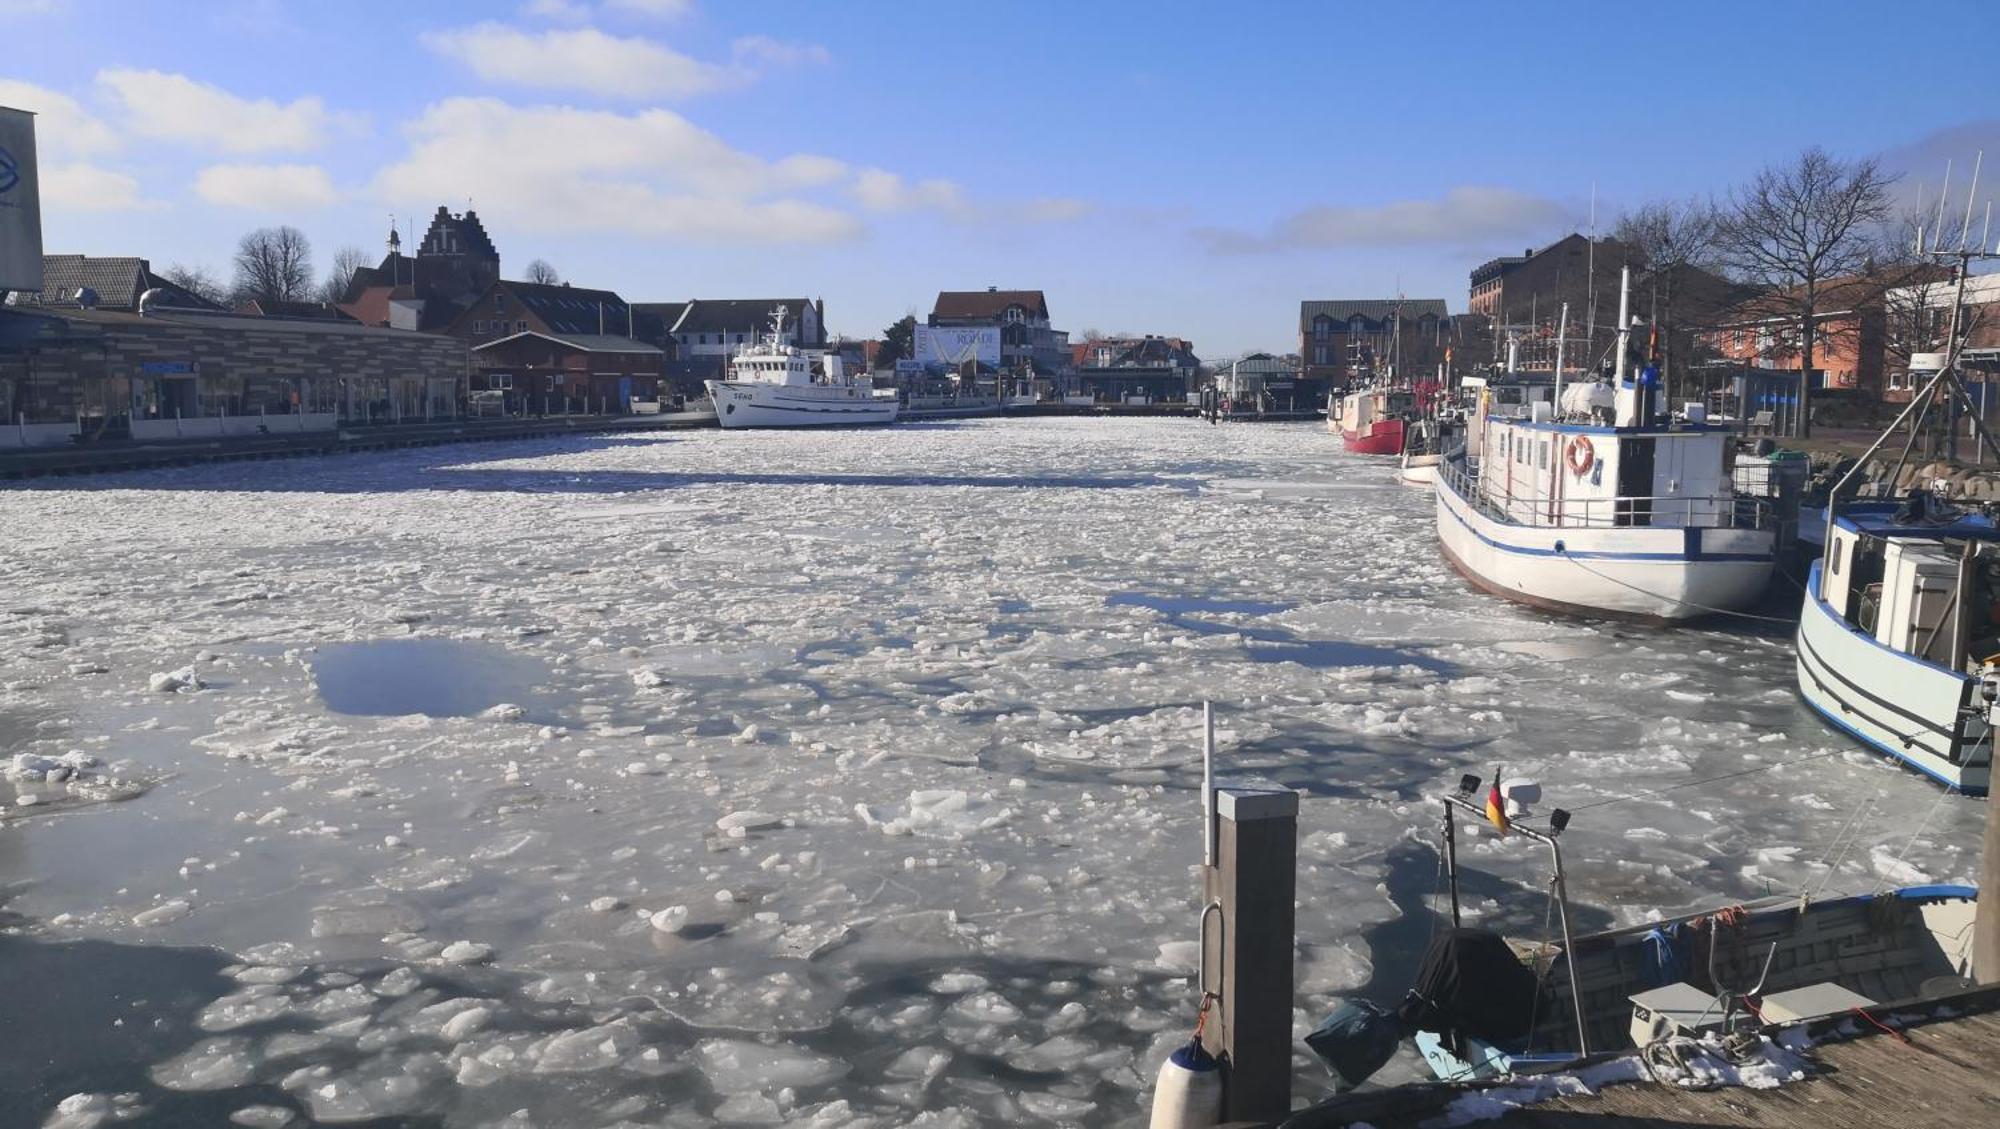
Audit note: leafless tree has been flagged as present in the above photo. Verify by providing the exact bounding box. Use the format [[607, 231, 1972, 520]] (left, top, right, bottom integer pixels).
[[317, 245, 371, 305], [1714, 147, 1897, 435], [1613, 197, 1726, 403], [524, 259, 561, 285], [159, 262, 227, 307], [231, 226, 315, 306], [1878, 208, 1984, 385]]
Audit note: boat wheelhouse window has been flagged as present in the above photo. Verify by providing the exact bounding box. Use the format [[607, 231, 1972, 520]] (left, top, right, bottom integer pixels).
[[1831, 539, 1843, 575], [1539, 440, 1548, 469]]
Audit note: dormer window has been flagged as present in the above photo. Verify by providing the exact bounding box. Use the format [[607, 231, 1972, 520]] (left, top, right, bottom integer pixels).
[[1003, 306, 1025, 325]]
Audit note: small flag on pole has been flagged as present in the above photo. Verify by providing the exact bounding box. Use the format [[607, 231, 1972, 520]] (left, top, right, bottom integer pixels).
[[1485, 768, 1510, 835]]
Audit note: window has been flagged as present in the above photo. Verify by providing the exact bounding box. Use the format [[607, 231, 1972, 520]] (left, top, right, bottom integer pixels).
[[699, 334, 708, 345], [1003, 306, 1026, 325], [1538, 441, 1548, 470], [516, 320, 528, 333], [1314, 345, 1329, 365], [1313, 316, 1332, 340], [473, 320, 486, 333], [493, 293, 504, 313]]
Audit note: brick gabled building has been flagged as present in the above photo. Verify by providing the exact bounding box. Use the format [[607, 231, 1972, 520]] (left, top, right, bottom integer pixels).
[[340, 208, 501, 331], [449, 279, 664, 411], [1298, 298, 1450, 398], [928, 288, 1070, 377]]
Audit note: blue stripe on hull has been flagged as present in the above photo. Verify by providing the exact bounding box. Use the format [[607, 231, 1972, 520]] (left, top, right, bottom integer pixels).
[[1437, 472, 1773, 563], [1794, 678, 1984, 795]]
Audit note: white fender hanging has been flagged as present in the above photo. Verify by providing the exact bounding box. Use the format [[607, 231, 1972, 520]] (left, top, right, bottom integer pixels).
[[1147, 1038, 1222, 1129]]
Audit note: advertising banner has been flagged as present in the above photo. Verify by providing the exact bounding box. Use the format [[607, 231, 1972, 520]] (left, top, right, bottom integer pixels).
[[0, 106, 43, 294], [913, 325, 1001, 371]]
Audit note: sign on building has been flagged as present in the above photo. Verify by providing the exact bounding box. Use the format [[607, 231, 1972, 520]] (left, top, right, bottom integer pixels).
[[0, 106, 42, 295], [913, 325, 1001, 372]]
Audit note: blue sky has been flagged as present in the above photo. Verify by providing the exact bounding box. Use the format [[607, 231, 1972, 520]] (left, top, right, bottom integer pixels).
[[4, 0, 1997, 355]]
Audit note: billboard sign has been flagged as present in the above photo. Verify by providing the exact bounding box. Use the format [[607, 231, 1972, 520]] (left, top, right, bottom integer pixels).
[[0, 106, 42, 294], [913, 325, 1001, 372]]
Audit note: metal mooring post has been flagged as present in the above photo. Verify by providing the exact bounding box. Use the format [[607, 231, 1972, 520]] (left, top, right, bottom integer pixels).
[[1201, 783, 1298, 1124]]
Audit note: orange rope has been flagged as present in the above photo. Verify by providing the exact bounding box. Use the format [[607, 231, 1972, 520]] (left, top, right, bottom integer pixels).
[[1853, 1007, 1914, 1046], [1191, 992, 1219, 1042]]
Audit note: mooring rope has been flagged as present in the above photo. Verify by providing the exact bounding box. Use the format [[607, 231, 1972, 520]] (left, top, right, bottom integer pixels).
[[1557, 551, 1798, 625]]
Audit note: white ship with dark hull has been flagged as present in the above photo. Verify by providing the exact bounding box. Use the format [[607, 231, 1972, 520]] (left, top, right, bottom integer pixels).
[[705, 307, 898, 430], [1434, 272, 1776, 623]]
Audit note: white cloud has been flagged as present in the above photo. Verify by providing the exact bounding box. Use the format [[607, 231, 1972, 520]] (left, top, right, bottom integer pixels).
[[42, 162, 152, 211], [604, 0, 694, 18], [1197, 186, 1576, 253], [372, 98, 859, 245], [730, 35, 831, 69], [853, 168, 966, 213], [195, 162, 338, 210], [421, 23, 828, 99], [97, 68, 343, 154], [0, 78, 118, 157], [849, 167, 1089, 227], [521, 0, 591, 19], [423, 24, 732, 99]]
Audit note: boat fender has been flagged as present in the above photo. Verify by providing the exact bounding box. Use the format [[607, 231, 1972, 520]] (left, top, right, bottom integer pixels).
[[1566, 436, 1594, 476], [1147, 1038, 1223, 1129]]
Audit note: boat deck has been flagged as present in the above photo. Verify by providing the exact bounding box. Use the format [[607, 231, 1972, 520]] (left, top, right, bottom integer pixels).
[[1291, 985, 2000, 1129]]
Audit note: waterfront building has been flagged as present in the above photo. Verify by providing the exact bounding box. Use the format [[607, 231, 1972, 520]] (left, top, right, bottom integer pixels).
[[0, 302, 466, 448], [1298, 298, 1450, 400], [638, 298, 826, 386], [1701, 275, 1891, 397], [18, 255, 220, 313], [1072, 334, 1201, 403], [448, 280, 664, 412], [1214, 353, 1301, 407], [928, 288, 1072, 384]]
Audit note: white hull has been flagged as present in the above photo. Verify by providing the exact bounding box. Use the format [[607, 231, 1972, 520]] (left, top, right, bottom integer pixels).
[[706, 381, 898, 429], [1796, 561, 1990, 794], [1436, 464, 1775, 623], [1397, 453, 1439, 486]]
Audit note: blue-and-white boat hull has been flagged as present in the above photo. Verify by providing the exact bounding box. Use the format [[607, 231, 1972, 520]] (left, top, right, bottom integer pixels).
[[706, 380, 899, 429], [1796, 560, 1991, 795], [1436, 462, 1775, 624]]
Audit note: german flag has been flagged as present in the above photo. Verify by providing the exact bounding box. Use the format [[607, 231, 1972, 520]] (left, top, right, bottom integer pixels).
[[1485, 769, 1510, 835]]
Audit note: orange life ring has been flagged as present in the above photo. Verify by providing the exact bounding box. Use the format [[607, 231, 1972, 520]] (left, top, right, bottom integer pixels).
[[1565, 435, 1594, 476]]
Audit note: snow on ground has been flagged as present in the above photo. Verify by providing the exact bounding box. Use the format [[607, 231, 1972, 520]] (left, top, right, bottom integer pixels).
[[0, 418, 1982, 1126]]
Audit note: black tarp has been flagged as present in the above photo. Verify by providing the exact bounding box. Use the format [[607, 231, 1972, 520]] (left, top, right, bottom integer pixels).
[[1395, 927, 1541, 1047]]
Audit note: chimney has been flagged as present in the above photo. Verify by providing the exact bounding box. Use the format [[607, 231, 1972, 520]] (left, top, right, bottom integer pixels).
[[988, 286, 997, 292]]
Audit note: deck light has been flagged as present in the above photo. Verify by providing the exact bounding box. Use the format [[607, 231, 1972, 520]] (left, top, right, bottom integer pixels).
[[1457, 774, 1481, 797]]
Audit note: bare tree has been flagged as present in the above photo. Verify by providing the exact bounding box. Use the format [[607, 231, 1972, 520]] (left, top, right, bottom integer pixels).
[[231, 226, 315, 306], [159, 262, 227, 307], [1714, 147, 1897, 435], [317, 245, 372, 305], [524, 259, 561, 285], [1613, 197, 1725, 403], [1879, 208, 1981, 384]]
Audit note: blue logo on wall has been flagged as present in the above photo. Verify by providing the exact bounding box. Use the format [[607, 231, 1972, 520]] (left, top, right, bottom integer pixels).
[[0, 146, 18, 195]]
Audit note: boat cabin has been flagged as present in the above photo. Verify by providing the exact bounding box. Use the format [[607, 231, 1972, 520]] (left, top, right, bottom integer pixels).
[[1821, 507, 2000, 674], [1471, 409, 1747, 531]]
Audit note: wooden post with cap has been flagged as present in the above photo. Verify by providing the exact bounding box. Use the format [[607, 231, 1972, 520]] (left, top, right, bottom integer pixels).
[[1200, 783, 1298, 1124]]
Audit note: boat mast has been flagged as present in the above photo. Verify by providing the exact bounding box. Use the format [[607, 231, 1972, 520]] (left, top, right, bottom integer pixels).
[[1552, 302, 1570, 412]]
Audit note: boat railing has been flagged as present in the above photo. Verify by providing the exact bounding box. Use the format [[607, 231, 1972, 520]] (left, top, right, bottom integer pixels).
[[1442, 458, 1772, 532]]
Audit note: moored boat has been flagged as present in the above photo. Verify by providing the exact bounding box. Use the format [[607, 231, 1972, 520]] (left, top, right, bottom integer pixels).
[[705, 306, 899, 429], [1796, 348, 2000, 795], [1434, 270, 1776, 623], [1333, 385, 1410, 455]]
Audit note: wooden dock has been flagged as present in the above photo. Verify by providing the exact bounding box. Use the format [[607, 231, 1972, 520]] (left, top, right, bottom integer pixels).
[[1290, 985, 2000, 1129]]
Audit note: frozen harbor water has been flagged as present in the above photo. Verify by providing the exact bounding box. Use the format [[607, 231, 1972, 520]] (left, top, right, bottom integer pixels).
[[0, 418, 1983, 1126]]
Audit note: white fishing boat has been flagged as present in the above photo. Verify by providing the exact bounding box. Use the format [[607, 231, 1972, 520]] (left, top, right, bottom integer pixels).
[[1792, 200, 2000, 794], [705, 306, 898, 429], [1434, 273, 1776, 623]]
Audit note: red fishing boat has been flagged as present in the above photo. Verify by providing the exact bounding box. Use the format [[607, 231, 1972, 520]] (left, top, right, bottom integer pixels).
[[1332, 386, 1410, 454]]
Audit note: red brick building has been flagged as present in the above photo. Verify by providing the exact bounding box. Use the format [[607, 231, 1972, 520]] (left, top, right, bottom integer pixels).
[[448, 280, 665, 412]]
